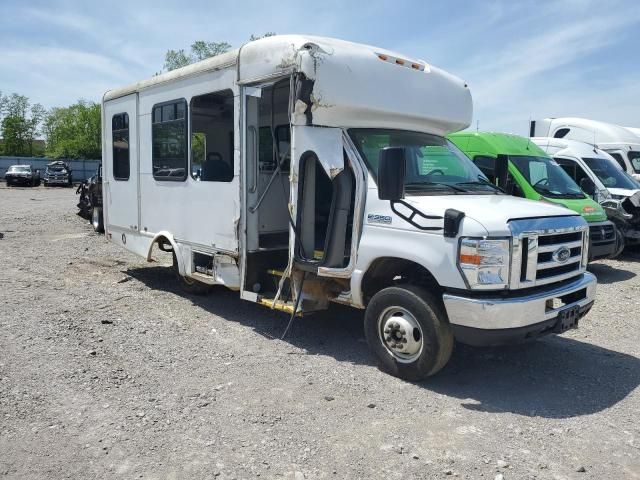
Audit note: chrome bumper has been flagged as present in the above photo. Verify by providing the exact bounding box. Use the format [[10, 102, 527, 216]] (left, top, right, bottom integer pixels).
[[443, 272, 597, 330]]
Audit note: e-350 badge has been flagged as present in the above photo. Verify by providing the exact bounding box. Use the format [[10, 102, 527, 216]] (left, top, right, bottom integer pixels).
[[367, 213, 392, 225]]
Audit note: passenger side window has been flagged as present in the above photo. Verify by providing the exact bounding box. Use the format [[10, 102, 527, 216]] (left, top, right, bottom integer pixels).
[[555, 157, 589, 185], [112, 113, 130, 180], [472, 155, 496, 182], [152, 99, 187, 181], [190, 90, 235, 182], [609, 153, 627, 171]]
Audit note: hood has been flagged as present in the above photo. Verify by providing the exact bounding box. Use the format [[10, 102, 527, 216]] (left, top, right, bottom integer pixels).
[[403, 194, 577, 235], [608, 187, 640, 198]]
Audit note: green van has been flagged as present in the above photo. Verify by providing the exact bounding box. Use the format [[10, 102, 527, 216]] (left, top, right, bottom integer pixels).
[[448, 132, 620, 260]]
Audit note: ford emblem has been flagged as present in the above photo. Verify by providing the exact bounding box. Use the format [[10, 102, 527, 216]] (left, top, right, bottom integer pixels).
[[552, 246, 571, 263]]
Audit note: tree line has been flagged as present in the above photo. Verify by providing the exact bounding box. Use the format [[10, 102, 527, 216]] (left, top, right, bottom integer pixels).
[[0, 33, 274, 160]]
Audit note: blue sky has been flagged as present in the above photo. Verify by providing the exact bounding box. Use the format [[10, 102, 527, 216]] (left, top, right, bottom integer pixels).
[[1, 0, 638, 135]]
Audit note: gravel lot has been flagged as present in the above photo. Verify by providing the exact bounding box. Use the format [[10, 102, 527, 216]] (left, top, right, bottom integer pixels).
[[1, 184, 639, 480]]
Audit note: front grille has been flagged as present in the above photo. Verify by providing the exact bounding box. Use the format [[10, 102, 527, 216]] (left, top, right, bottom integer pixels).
[[590, 224, 615, 244], [510, 217, 587, 289]]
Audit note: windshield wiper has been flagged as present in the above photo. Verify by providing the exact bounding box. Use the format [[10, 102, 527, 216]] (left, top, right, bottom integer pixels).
[[455, 178, 504, 193], [405, 181, 468, 193]]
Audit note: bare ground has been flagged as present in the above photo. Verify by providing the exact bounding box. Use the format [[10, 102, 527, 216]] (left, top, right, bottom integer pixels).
[[0, 184, 638, 479]]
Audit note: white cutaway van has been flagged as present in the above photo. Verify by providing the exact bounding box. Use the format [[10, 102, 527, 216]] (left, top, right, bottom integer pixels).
[[101, 35, 597, 380], [530, 118, 640, 181], [533, 137, 640, 248]]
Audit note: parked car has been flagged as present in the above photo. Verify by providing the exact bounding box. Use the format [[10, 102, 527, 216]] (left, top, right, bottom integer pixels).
[[76, 164, 103, 232], [44, 161, 73, 187], [5, 165, 41, 187]]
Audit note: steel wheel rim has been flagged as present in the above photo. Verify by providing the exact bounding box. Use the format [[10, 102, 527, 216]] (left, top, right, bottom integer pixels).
[[377, 306, 423, 363]]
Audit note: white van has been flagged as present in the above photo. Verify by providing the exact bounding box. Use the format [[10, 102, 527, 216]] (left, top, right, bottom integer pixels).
[[532, 137, 640, 247], [102, 35, 596, 380], [530, 118, 640, 181]]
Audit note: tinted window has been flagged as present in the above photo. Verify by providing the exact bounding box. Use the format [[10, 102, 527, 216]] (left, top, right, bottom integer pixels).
[[510, 155, 584, 199], [190, 90, 234, 182], [628, 151, 640, 173], [583, 157, 640, 190], [609, 152, 627, 171], [259, 125, 291, 172], [152, 99, 187, 181], [349, 129, 496, 194], [554, 157, 591, 186], [554, 128, 570, 138], [112, 113, 130, 180]]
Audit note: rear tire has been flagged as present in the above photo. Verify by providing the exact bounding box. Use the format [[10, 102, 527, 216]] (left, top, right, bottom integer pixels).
[[173, 254, 212, 295], [91, 206, 104, 233], [364, 285, 454, 381]]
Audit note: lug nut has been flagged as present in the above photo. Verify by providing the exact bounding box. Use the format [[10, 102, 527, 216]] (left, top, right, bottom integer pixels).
[[385, 336, 392, 342], [384, 328, 390, 334], [400, 328, 406, 335], [396, 344, 404, 350]]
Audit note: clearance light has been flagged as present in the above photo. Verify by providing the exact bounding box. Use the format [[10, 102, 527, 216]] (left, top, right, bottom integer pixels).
[[376, 52, 427, 72]]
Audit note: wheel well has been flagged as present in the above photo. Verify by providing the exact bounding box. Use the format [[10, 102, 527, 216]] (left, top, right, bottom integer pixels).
[[361, 257, 441, 304], [146, 235, 175, 261]]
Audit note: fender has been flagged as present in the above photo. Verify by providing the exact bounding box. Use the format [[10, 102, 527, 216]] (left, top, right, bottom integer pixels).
[[146, 231, 185, 275]]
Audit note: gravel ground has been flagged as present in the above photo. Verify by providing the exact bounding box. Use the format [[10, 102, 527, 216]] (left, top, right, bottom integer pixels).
[[0, 184, 639, 480]]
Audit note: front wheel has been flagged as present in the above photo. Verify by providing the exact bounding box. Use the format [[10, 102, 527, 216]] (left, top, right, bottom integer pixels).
[[91, 206, 104, 233], [364, 285, 454, 381]]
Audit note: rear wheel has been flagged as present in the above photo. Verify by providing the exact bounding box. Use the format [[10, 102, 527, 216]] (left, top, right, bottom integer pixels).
[[364, 285, 453, 381], [91, 206, 104, 233], [173, 254, 212, 295]]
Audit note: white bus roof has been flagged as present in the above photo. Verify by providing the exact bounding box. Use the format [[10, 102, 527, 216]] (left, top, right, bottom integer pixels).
[[532, 117, 640, 148], [531, 137, 617, 161], [104, 35, 472, 136]]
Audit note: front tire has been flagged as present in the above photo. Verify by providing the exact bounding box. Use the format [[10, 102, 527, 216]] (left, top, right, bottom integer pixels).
[[91, 206, 104, 233], [364, 285, 454, 381]]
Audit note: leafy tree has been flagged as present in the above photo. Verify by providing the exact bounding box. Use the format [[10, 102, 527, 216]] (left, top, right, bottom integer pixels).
[[44, 100, 101, 159], [164, 41, 232, 71], [249, 32, 276, 41], [0, 92, 46, 156], [162, 33, 276, 72]]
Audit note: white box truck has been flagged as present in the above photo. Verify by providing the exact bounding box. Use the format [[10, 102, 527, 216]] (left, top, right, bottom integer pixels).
[[530, 117, 640, 181], [102, 35, 596, 380]]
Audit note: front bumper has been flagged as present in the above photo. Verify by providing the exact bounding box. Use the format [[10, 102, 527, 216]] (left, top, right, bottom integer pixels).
[[45, 177, 69, 184], [442, 272, 596, 346], [5, 175, 33, 184], [588, 221, 617, 260]]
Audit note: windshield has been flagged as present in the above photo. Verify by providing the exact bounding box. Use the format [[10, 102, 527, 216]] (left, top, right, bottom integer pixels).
[[349, 129, 497, 194], [583, 157, 640, 190], [628, 151, 640, 173], [8, 166, 29, 173], [510, 155, 585, 199]]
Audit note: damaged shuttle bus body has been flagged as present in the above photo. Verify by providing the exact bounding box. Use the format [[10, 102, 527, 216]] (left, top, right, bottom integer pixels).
[[102, 35, 596, 380]]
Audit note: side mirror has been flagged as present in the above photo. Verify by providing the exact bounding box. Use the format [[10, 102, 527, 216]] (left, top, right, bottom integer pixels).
[[579, 177, 596, 195], [377, 147, 406, 201], [495, 154, 509, 189]]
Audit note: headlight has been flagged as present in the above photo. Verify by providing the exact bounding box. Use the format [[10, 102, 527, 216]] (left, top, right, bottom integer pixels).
[[458, 238, 510, 289]]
